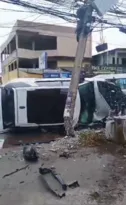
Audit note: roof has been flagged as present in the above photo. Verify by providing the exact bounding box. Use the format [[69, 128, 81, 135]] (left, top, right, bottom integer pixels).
[[93, 48, 126, 57], [4, 78, 71, 88], [86, 74, 126, 80], [17, 20, 75, 33]]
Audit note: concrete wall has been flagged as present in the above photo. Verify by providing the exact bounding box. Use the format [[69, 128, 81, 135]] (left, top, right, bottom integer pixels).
[[2, 70, 42, 84], [2, 70, 17, 84], [57, 35, 91, 58], [17, 49, 58, 59], [57, 60, 91, 68], [2, 51, 17, 67]]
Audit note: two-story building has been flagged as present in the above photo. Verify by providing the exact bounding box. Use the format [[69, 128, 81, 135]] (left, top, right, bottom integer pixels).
[[0, 20, 92, 84]]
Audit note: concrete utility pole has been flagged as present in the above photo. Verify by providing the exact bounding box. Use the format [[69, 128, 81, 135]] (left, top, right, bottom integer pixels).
[[64, 0, 95, 137], [64, 0, 118, 137]]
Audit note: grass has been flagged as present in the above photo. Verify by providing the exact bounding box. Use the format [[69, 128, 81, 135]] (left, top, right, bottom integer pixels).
[[79, 130, 107, 147]]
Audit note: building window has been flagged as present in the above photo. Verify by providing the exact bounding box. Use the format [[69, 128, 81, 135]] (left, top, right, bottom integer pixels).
[[14, 61, 17, 69], [10, 37, 16, 53], [122, 58, 126, 65], [117, 58, 119, 65], [9, 65, 11, 72], [112, 57, 115, 65], [19, 58, 38, 68], [35, 36, 57, 50], [47, 61, 57, 69], [8, 61, 17, 72], [11, 63, 14, 71]]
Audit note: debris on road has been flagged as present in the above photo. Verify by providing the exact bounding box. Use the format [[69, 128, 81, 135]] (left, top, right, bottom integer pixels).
[[67, 181, 80, 189], [49, 148, 58, 153], [50, 135, 79, 151], [39, 166, 80, 198], [39, 167, 67, 198], [23, 145, 39, 162], [20, 181, 24, 184], [90, 191, 100, 200], [2, 165, 29, 178], [59, 151, 70, 159]]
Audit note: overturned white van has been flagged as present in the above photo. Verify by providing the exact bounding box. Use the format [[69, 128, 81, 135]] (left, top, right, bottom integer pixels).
[[0, 78, 80, 132]]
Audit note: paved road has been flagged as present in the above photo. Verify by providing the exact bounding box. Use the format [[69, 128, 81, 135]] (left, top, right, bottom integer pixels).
[[0, 128, 63, 148], [0, 142, 126, 205]]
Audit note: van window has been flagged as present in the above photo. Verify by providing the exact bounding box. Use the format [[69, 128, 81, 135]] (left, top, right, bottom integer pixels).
[[116, 79, 126, 89]]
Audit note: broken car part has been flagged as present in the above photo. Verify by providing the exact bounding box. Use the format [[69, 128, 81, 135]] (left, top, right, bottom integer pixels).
[[68, 181, 80, 189], [39, 167, 67, 198]]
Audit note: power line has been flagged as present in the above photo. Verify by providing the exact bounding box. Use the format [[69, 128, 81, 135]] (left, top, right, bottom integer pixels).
[[0, 0, 76, 22], [1, 0, 126, 26], [0, 13, 41, 25], [0, 0, 126, 49], [0, 7, 38, 13]]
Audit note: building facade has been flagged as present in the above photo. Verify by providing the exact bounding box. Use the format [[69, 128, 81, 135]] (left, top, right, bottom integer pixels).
[[92, 48, 126, 73], [1, 20, 92, 84]]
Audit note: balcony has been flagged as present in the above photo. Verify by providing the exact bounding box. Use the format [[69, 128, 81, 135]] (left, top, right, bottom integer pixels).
[[18, 49, 58, 59]]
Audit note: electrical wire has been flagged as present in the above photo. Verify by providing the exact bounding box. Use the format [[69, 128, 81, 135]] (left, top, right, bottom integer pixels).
[[0, 0, 126, 26], [0, 0, 76, 22], [1, 0, 126, 48], [0, 13, 41, 25]]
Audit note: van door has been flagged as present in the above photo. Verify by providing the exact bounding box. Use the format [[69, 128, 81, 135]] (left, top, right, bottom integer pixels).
[[16, 89, 27, 125]]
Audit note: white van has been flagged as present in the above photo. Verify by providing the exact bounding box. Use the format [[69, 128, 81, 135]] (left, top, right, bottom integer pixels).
[[0, 78, 80, 132]]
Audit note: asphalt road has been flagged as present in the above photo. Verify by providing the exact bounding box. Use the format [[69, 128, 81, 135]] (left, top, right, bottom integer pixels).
[[0, 128, 63, 148], [0, 141, 126, 205]]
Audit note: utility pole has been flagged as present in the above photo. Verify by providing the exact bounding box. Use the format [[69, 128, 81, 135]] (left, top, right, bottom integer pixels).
[[64, 0, 95, 137], [64, 0, 117, 137]]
